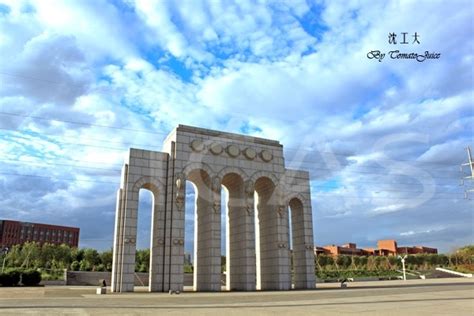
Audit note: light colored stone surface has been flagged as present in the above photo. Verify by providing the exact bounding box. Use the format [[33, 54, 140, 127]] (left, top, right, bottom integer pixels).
[[0, 279, 472, 315], [112, 125, 315, 292]]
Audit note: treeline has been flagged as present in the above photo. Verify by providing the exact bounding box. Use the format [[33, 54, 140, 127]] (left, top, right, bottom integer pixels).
[[2, 242, 473, 277], [1, 242, 150, 273], [315, 245, 474, 278]]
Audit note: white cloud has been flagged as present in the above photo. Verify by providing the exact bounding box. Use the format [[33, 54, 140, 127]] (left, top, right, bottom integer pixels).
[[372, 204, 406, 214], [132, 0, 316, 61]]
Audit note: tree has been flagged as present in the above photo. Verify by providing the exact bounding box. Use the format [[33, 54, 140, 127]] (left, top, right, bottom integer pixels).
[[81, 248, 100, 271], [388, 256, 398, 269], [336, 255, 351, 269], [135, 249, 150, 273], [317, 255, 334, 269], [100, 249, 113, 272]]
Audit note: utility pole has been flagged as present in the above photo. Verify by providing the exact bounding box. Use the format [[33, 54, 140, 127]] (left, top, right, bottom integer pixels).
[[461, 146, 474, 199]]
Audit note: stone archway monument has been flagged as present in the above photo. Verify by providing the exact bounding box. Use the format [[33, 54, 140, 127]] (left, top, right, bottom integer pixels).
[[111, 125, 315, 292]]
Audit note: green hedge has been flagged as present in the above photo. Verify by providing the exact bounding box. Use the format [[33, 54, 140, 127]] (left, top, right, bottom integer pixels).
[[21, 270, 42, 286], [316, 269, 400, 280], [0, 269, 42, 286], [0, 269, 21, 286]]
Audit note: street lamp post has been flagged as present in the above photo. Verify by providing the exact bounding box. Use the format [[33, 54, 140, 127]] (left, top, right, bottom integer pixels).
[[398, 255, 407, 281], [1, 247, 9, 273]]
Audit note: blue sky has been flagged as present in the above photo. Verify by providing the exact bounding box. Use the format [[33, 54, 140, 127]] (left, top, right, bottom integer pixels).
[[0, 0, 472, 254]]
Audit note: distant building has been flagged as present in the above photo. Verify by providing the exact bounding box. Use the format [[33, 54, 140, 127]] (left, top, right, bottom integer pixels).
[[315, 239, 437, 257], [0, 219, 80, 248], [315, 243, 373, 256], [377, 239, 437, 256]]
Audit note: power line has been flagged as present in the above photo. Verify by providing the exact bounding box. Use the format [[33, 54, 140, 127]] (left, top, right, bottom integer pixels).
[[0, 171, 465, 197], [0, 111, 165, 135], [0, 163, 459, 189], [0, 157, 462, 183], [0, 131, 460, 178], [0, 172, 119, 184], [0, 111, 464, 168], [0, 158, 121, 172], [0, 115, 463, 182], [0, 135, 460, 178], [0, 154, 122, 167], [283, 147, 461, 167], [0, 127, 163, 150]]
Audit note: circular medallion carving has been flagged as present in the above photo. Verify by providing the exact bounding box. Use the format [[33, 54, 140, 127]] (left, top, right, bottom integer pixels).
[[243, 147, 256, 160], [190, 139, 204, 152], [260, 150, 273, 162], [227, 144, 240, 157], [210, 143, 223, 155]]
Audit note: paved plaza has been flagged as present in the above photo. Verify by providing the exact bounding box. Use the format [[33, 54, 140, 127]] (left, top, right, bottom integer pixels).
[[0, 278, 472, 315]]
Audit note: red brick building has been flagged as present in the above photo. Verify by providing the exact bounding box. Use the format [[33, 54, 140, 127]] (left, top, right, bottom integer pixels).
[[0, 219, 80, 248], [315, 243, 373, 256], [377, 239, 437, 256], [316, 239, 437, 257]]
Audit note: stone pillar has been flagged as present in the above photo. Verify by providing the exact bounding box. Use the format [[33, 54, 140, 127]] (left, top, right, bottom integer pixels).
[[162, 156, 173, 292], [227, 179, 256, 291], [111, 187, 124, 293], [291, 200, 316, 289], [149, 189, 166, 292], [194, 183, 221, 291], [256, 180, 290, 290], [120, 188, 139, 292], [276, 203, 291, 290], [112, 163, 129, 293], [169, 172, 185, 292]]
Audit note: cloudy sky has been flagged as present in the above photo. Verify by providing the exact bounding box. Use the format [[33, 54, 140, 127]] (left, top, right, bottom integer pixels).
[[0, 0, 472, 254]]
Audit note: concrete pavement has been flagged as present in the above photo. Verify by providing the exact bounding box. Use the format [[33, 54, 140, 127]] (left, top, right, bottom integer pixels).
[[0, 277, 472, 315]]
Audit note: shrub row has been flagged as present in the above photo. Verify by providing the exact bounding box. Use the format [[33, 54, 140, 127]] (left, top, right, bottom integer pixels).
[[316, 269, 400, 280], [0, 269, 42, 286]]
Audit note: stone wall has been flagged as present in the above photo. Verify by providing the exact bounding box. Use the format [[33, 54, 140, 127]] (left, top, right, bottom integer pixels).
[[66, 271, 196, 286]]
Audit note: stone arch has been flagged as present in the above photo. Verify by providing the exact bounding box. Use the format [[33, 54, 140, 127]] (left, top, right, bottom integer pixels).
[[217, 166, 249, 182], [250, 170, 280, 186], [254, 174, 291, 290], [132, 175, 166, 292], [132, 176, 165, 194], [220, 170, 255, 291], [287, 195, 313, 289], [111, 172, 167, 293], [183, 165, 221, 292], [285, 193, 307, 208], [112, 126, 315, 293], [183, 162, 215, 180]]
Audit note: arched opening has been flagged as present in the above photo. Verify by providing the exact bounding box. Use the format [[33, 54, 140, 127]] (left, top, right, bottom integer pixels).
[[186, 169, 221, 291], [222, 172, 255, 290], [184, 181, 196, 289], [255, 176, 288, 290], [136, 188, 153, 288], [127, 181, 164, 292], [220, 185, 228, 288], [288, 198, 306, 289]]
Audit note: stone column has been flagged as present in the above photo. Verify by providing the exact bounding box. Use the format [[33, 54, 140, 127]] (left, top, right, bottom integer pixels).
[[194, 182, 221, 291], [276, 203, 291, 290], [256, 181, 291, 290], [169, 172, 185, 292], [149, 189, 167, 292], [119, 187, 139, 292], [227, 179, 256, 291], [111, 187, 124, 293], [292, 201, 316, 289]]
